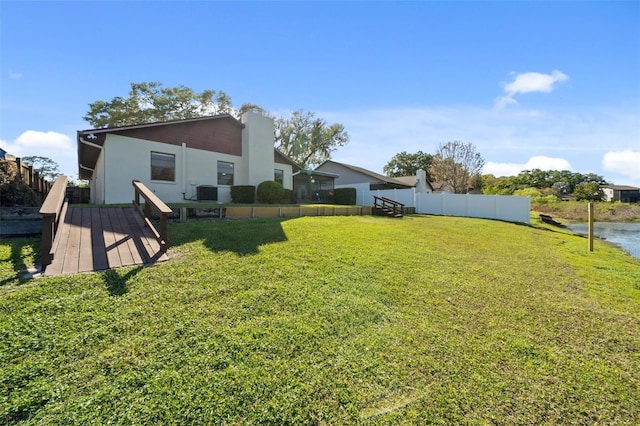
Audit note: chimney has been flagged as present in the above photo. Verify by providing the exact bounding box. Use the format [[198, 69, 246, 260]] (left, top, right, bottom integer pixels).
[[241, 112, 275, 186]]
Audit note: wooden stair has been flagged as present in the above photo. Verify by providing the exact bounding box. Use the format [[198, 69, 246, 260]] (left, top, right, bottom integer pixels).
[[373, 196, 404, 218]]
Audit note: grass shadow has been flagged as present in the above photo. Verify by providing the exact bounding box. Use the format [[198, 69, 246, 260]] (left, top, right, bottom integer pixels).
[[170, 217, 290, 256], [102, 266, 143, 296], [0, 237, 39, 286]]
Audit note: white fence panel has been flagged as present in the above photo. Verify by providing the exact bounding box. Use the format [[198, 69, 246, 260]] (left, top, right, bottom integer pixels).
[[466, 194, 496, 219], [338, 183, 530, 224], [495, 195, 531, 223], [416, 193, 530, 224], [336, 183, 372, 206], [369, 188, 415, 207]]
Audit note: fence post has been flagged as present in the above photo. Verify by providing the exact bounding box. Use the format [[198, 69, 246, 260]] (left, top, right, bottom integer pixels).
[[588, 202, 594, 252]]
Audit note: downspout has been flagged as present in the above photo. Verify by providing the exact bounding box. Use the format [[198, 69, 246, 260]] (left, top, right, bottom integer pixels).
[[181, 143, 189, 200]]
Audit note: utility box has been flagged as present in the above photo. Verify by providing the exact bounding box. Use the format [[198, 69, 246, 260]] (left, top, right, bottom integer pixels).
[[196, 185, 217, 201]]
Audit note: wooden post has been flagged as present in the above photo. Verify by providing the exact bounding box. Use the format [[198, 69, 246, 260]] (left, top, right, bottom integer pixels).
[[588, 202, 594, 252]]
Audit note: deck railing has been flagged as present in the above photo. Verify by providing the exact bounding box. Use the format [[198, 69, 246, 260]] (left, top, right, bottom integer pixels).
[[39, 175, 69, 267], [132, 180, 172, 253], [373, 195, 405, 218]]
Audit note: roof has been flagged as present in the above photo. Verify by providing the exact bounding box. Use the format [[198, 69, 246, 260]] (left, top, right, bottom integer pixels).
[[393, 176, 417, 186], [602, 185, 640, 191], [77, 114, 299, 180], [275, 149, 302, 171], [293, 169, 340, 178], [431, 181, 451, 191], [77, 114, 242, 135], [317, 160, 414, 188]]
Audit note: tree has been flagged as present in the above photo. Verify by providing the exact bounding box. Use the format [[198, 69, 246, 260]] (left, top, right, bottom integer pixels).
[[84, 82, 232, 128], [383, 151, 433, 178], [21, 156, 61, 181], [481, 174, 516, 195], [574, 182, 605, 202], [84, 83, 350, 169], [274, 110, 349, 169], [430, 141, 485, 194]]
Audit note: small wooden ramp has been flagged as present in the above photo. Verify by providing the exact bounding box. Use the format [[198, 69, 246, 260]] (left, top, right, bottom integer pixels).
[[44, 207, 168, 276]]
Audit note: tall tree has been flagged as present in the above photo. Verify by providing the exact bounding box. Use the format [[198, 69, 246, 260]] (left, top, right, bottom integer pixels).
[[573, 182, 605, 202], [21, 156, 61, 181], [84, 83, 350, 169], [383, 151, 433, 178], [430, 141, 485, 194], [84, 82, 232, 128], [274, 110, 349, 169]]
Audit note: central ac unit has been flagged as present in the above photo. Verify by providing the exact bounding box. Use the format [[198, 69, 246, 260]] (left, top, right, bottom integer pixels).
[[196, 185, 217, 201]]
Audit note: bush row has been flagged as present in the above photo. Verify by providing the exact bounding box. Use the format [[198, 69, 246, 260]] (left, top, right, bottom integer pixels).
[[230, 182, 356, 205], [230, 182, 293, 204]]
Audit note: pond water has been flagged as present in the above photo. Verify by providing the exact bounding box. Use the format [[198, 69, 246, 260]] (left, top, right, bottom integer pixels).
[[566, 222, 640, 259]]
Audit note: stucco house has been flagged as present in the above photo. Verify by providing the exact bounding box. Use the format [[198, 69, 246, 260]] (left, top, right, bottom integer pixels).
[[601, 185, 640, 203], [77, 112, 300, 204], [315, 160, 433, 192]]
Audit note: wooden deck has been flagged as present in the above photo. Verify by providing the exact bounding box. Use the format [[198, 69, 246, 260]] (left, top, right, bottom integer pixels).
[[44, 207, 169, 276]]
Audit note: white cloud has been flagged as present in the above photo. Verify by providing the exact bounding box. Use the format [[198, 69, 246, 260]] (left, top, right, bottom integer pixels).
[[495, 69, 569, 109], [603, 150, 640, 180], [0, 130, 77, 179], [9, 72, 22, 79], [319, 105, 637, 185], [484, 156, 573, 177], [14, 130, 73, 150]]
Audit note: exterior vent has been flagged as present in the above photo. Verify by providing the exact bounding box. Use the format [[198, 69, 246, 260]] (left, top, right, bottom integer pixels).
[[196, 185, 217, 201]]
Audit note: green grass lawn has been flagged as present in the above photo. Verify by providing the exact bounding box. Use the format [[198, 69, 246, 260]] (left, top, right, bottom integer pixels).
[[1, 215, 639, 424]]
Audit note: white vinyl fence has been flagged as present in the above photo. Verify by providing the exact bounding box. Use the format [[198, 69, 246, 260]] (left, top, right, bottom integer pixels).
[[341, 184, 531, 224]]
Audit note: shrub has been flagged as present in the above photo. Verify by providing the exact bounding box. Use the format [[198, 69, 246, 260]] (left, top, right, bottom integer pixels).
[[335, 188, 356, 205], [257, 181, 284, 204], [0, 160, 41, 207], [281, 189, 294, 204], [230, 185, 255, 204]]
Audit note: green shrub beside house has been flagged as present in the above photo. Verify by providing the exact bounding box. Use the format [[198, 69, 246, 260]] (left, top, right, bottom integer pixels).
[[230, 185, 256, 203], [335, 187, 357, 205], [257, 181, 285, 204]]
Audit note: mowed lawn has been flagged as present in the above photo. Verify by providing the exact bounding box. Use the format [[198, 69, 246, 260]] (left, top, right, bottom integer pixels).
[[1, 215, 639, 424]]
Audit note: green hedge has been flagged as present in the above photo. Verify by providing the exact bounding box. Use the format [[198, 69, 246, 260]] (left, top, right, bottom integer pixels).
[[257, 181, 284, 204], [335, 187, 356, 205], [282, 189, 294, 204], [230, 185, 255, 203]]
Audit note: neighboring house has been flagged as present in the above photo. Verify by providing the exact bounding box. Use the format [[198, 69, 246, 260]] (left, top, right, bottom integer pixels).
[[430, 181, 453, 193], [601, 185, 640, 203], [315, 160, 432, 192], [77, 112, 300, 204]]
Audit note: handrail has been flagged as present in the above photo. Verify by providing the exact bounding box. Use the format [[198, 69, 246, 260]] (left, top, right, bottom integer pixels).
[[132, 180, 172, 253], [373, 195, 405, 217], [39, 175, 69, 267]]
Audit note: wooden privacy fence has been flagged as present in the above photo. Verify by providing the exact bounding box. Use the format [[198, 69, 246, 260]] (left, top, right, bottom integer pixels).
[[132, 180, 172, 253], [14, 157, 53, 198], [39, 175, 69, 267]]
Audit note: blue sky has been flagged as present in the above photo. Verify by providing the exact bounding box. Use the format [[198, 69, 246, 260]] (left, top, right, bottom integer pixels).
[[2, 1, 639, 187]]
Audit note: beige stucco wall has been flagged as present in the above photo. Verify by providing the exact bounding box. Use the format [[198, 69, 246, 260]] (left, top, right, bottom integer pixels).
[[241, 112, 277, 187], [93, 115, 291, 204], [90, 149, 105, 204], [316, 162, 379, 186]]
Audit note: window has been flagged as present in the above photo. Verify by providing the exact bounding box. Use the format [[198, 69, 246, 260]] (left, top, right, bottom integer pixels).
[[151, 152, 175, 181], [217, 161, 234, 185], [274, 169, 284, 186]]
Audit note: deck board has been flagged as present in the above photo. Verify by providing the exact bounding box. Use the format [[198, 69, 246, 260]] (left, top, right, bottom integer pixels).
[[43, 207, 168, 276], [90, 208, 109, 271], [61, 208, 82, 275]]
